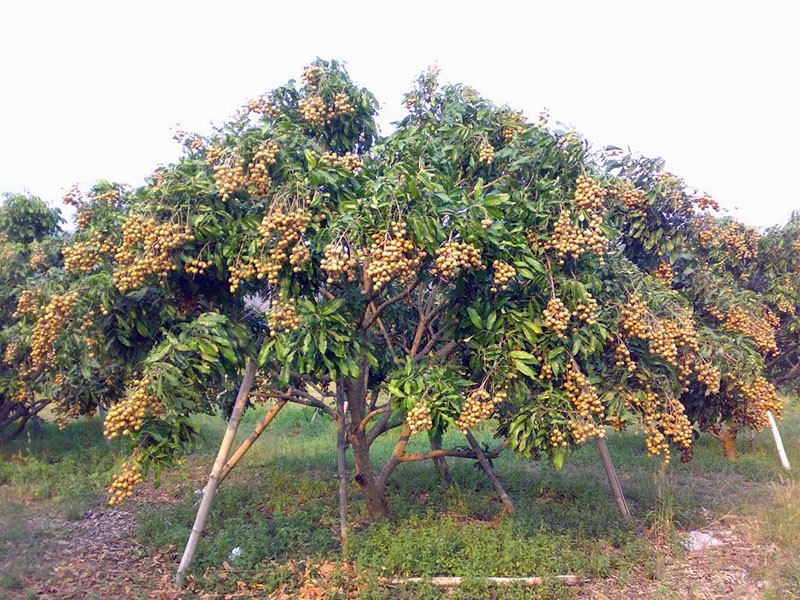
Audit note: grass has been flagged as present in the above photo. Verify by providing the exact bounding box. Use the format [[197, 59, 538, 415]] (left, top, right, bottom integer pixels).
[[2, 399, 800, 598]]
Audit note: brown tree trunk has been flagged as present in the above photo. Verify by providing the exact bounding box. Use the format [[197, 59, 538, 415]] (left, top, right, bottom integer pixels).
[[710, 423, 739, 459], [344, 370, 392, 520]]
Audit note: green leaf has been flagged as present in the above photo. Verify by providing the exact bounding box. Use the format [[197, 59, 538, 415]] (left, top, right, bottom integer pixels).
[[467, 307, 483, 329], [513, 359, 537, 378]]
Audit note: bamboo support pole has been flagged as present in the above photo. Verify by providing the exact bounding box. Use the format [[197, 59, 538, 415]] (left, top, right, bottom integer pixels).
[[337, 396, 349, 550], [768, 411, 791, 471], [175, 359, 257, 588], [388, 575, 581, 587], [219, 400, 286, 484], [596, 437, 631, 517]]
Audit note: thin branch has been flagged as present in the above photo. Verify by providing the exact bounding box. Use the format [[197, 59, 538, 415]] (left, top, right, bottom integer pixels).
[[362, 279, 420, 330], [360, 404, 390, 431]]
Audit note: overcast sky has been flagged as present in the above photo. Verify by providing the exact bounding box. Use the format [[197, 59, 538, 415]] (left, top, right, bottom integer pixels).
[[1, 1, 797, 228]]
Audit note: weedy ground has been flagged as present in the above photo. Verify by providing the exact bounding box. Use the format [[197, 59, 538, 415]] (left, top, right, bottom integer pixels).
[[1, 399, 798, 599]]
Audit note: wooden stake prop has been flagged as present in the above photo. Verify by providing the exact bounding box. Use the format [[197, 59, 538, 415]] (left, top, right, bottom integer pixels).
[[388, 576, 580, 587], [219, 399, 286, 484], [465, 431, 514, 515], [596, 437, 630, 517], [337, 393, 349, 550], [176, 358, 257, 588], [768, 411, 791, 471]]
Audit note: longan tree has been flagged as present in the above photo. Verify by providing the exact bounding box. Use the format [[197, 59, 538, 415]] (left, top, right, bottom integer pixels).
[[11, 61, 795, 532], [0, 193, 64, 435]]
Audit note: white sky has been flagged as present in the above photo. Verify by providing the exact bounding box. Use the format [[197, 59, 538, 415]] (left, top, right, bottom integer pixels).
[[1, 1, 797, 228]]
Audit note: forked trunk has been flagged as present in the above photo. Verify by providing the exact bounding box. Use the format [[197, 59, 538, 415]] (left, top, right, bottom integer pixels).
[[344, 374, 392, 520], [350, 426, 392, 519]]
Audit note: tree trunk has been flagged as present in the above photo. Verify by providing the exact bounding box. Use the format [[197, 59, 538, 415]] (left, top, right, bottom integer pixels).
[[350, 427, 391, 519], [710, 423, 739, 460], [344, 373, 391, 520]]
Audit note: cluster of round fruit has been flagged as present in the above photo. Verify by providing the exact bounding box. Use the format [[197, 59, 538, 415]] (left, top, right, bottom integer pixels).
[[565, 366, 603, 418], [228, 260, 257, 293], [244, 96, 280, 117], [543, 296, 571, 339], [28, 244, 50, 271], [76, 207, 93, 230], [546, 209, 608, 265], [362, 221, 425, 291], [491, 260, 516, 292], [185, 256, 212, 276], [502, 122, 524, 142], [614, 341, 636, 373], [777, 298, 795, 315], [735, 375, 781, 430], [333, 92, 354, 116], [574, 175, 606, 212], [696, 194, 720, 211], [700, 222, 760, 262], [299, 95, 330, 126], [30, 291, 79, 371], [549, 427, 567, 448], [267, 300, 301, 334], [573, 294, 598, 325], [455, 389, 506, 433], [62, 185, 82, 207], [648, 321, 680, 367], [539, 361, 554, 380], [3, 340, 18, 365], [247, 140, 280, 197], [407, 400, 433, 434], [617, 182, 648, 212], [724, 307, 779, 356], [210, 150, 247, 201], [63, 232, 116, 273], [113, 216, 193, 292], [654, 261, 673, 286], [13, 289, 39, 319], [695, 361, 721, 394], [619, 292, 651, 339], [478, 141, 496, 164], [433, 240, 483, 279], [302, 65, 324, 89], [568, 418, 605, 445], [257, 208, 312, 284], [108, 461, 143, 505], [321, 151, 363, 173], [321, 243, 358, 284], [10, 379, 34, 405], [103, 379, 163, 439]]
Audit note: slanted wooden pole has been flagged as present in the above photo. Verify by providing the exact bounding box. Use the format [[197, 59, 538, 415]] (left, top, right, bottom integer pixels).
[[219, 399, 286, 484], [337, 392, 349, 551], [389, 576, 580, 587], [176, 359, 257, 588], [768, 411, 791, 471], [596, 437, 630, 517], [465, 431, 514, 515]]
